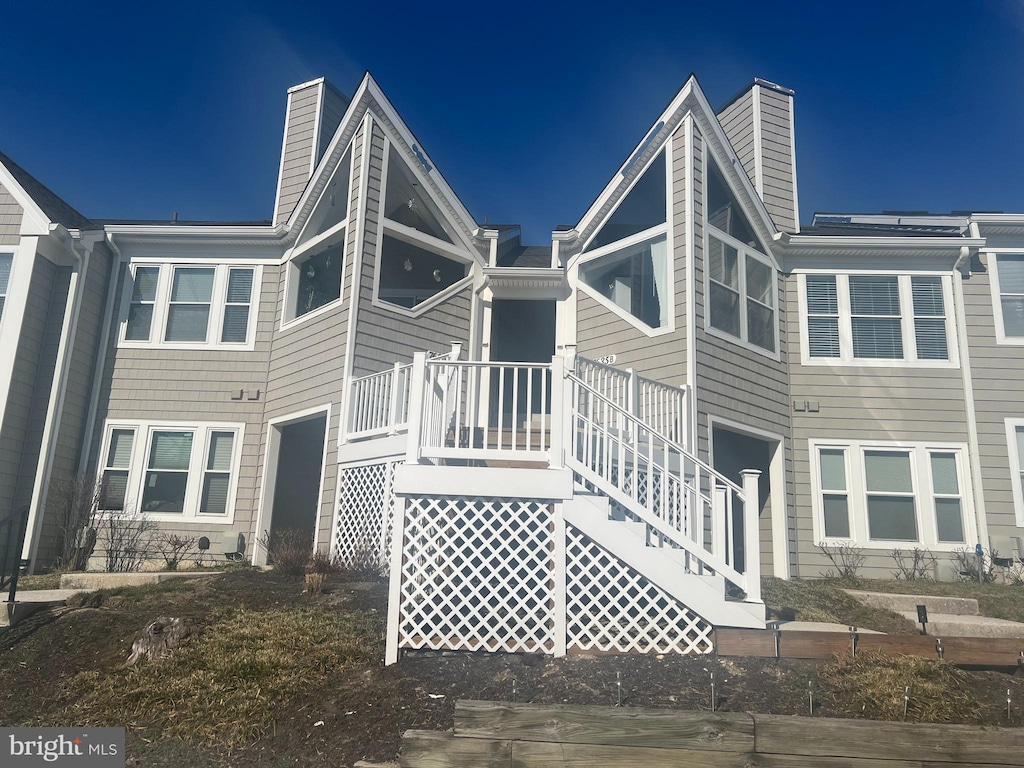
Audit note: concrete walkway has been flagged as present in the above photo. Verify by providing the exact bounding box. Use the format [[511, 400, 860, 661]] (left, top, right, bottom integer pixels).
[[845, 588, 1024, 638]]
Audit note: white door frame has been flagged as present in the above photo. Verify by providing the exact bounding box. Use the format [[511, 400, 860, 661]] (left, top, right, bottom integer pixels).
[[253, 403, 333, 566]]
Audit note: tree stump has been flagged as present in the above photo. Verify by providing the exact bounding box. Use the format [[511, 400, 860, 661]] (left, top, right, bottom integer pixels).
[[126, 616, 194, 666]]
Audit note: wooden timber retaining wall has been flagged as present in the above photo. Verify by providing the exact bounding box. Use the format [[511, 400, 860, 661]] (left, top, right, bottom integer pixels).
[[401, 700, 1024, 767], [715, 628, 1024, 666]]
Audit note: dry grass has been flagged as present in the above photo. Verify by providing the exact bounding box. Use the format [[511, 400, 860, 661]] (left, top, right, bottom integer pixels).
[[761, 577, 918, 634], [61, 606, 383, 747], [819, 652, 990, 723]]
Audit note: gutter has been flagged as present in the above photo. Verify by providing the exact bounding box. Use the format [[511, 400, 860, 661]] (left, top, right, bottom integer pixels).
[[22, 228, 100, 570], [77, 234, 124, 476], [958, 229, 989, 552]]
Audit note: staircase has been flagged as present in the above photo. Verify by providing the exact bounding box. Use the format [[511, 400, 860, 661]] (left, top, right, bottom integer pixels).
[[342, 349, 766, 662]]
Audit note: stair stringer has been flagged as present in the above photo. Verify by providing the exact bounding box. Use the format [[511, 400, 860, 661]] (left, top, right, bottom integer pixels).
[[562, 497, 764, 629]]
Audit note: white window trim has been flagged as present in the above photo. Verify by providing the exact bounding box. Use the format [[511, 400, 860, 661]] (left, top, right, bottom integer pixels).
[[797, 271, 960, 368], [0, 251, 13, 327], [98, 419, 245, 525], [703, 226, 781, 360], [809, 438, 976, 552], [574, 223, 675, 337], [1005, 418, 1024, 526], [573, 143, 675, 337], [281, 221, 349, 330], [370, 140, 478, 319], [988, 252, 1024, 346], [118, 262, 261, 351]]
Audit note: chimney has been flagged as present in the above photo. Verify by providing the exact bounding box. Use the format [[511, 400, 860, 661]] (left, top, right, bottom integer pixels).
[[273, 77, 351, 226], [717, 78, 799, 233]]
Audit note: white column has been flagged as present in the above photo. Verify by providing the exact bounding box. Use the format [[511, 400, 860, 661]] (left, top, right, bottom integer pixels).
[[384, 496, 408, 665], [741, 469, 762, 604], [404, 352, 427, 464], [552, 502, 567, 657]]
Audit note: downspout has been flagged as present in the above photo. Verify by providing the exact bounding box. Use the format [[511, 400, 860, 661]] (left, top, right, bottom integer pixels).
[[23, 229, 96, 570], [77, 233, 123, 476], [956, 232, 989, 551]]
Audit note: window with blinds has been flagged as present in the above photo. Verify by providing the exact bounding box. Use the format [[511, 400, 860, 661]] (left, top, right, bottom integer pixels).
[[0, 252, 12, 323], [120, 263, 259, 348], [101, 422, 242, 521], [802, 274, 952, 364], [100, 428, 135, 510], [995, 255, 1024, 339], [814, 442, 969, 548]]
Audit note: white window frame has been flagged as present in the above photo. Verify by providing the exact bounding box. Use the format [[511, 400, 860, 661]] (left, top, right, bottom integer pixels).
[[989, 252, 1024, 345], [0, 251, 13, 325], [574, 144, 675, 337], [371, 140, 477, 319], [809, 439, 976, 551], [97, 419, 245, 524], [797, 271, 959, 367], [118, 262, 261, 351], [703, 227, 780, 359], [1005, 418, 1024, 526]]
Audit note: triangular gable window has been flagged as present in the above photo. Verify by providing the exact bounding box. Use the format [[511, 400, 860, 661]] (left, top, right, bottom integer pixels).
[[298, 148, 352, 247], [585, 152, 666, 253], [707, 157, 760, 250], [384, 145, 453, 244]]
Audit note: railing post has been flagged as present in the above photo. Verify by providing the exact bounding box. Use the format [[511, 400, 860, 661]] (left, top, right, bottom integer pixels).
[[385, 496, 408, 665], [627, 368, 639, 419], [387, 361, 403, 435], [552, 502, 567, 657], [404, 352, 428, 464], [712, 482, 728, 562], [549, 355, 566, 467], [563, 344, 577, 373], [741, 469, 762, 604], [448, 341, 462, 361]]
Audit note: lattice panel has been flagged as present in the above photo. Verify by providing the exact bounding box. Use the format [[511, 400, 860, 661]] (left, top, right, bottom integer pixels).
[[333, 461, 398, 571], [565, 523, 714, 655], [398, 497, 554, 654]]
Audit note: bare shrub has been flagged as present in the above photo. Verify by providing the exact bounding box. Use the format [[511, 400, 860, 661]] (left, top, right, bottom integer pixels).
[[304, 572, 327, 594], [98, 509, 156, 573], [258, 529, 312, 575], [951, 546, 997, 583], [158, 534, 197, 571], [306, 550, 339, 576], [336, 536, 388, 579], [47, 473, 102, 571], [817, 541, 865, 580], [891, 547, 937, 581]]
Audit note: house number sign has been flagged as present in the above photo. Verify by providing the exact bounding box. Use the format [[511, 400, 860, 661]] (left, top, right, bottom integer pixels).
[[595, 354, 617, 365]]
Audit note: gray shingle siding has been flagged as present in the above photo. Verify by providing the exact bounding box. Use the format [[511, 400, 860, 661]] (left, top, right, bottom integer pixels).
[[0, 183, 22, 244], [963, 254, 1024, 540], [275, 85, 321, 225]]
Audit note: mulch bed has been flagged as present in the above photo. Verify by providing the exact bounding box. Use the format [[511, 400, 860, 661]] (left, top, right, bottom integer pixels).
[[2, 570, 1023, 768]]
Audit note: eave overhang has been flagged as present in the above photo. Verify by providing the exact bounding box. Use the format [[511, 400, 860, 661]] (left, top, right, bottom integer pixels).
[[775, 233, 986, 269], [480, 266, 568, 299]]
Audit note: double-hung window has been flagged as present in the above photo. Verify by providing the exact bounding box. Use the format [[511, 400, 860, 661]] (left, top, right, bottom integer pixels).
[[802, 274, 955, 365], [705, 155, 776, 354], [1005, 419, 1024, 526], [812, 441, 971, 550], [120, 263, 259, 348], [99, 420, 243, 522], [992, 254, 1024, 342]]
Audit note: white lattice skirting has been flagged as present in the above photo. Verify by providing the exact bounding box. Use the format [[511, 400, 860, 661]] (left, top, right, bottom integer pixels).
[[398, 497, 554, 654], [565, 523, 714, 655], [392, 497, 715, 657], [333, 460, 399, 571]]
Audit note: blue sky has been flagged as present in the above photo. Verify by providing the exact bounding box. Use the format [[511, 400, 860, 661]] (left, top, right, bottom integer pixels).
[[3, 1, 1024, 243]]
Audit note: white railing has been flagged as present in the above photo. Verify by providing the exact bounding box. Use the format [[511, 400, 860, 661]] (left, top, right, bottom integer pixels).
[[407, 356, 556, 463], [344, 344, 461, 441], [566, 371, 760, 601], [347, 363, 413, 440], [576, 355, 688, 447]]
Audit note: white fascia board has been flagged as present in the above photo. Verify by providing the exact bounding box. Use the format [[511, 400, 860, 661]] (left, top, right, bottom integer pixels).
[[0, 162, 51, 236], [105, 225, 287, 259], [394, 464, 574, 499], [970, 213, 1024, 225], [573, 78, 697, 240], [779, 234, 986, 264], [363, 76, 483, 256], [686, 81, 779, 242], [285, 75, 372, 234]]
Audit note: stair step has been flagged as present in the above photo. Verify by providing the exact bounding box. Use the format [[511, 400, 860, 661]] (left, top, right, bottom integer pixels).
[[845, 590, 979, 616], [897, 612, 1024, 638]]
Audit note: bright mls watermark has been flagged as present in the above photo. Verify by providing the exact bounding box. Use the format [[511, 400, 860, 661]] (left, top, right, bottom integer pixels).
[[2, 728, 124, 767]]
